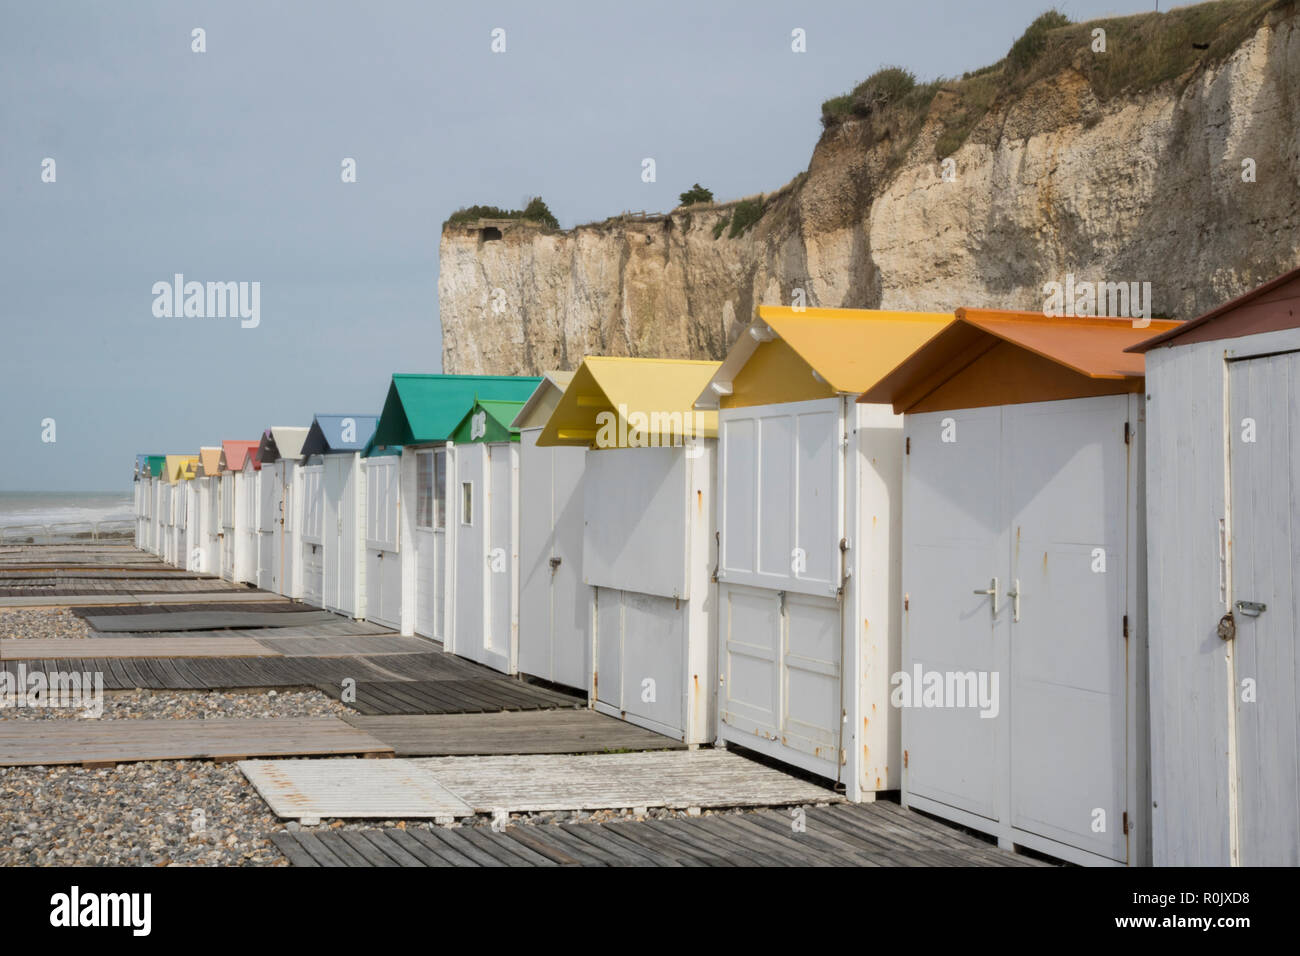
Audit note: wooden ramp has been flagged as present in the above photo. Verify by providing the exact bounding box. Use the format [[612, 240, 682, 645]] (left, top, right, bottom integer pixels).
[[408, 751, 839, 813], [319, 679, 583, 715], [342, 710, 687, 756], [83, 609, 340, 632], [268, 802, 1048, 867], [0, 591, 282, 609], [0, 652, 478, 691], [240, 759, 474, 821], [0, 637, 274, 659], [0, 717, 393, 767]]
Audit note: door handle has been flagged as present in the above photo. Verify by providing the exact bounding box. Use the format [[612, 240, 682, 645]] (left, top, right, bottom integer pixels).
[[973, 577, 999, 617], [1006, 579, 1021, 623]]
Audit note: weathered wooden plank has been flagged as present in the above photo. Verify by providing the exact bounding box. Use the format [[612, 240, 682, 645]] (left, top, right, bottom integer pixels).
[[341, 711, 683, 757], [0, 717, 393, 766], [408, 750, 839, 813], [238, 759, 474, 820], [269, 831, 322, 867], [0, 637, 277, 659]]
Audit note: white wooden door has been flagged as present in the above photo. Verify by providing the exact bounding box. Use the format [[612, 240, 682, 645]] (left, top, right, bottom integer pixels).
[[518, 436, 588, 690], [904, 396, 1133, 863], [1229, 352, 1300, 866], [454, 446, 486, 661], [481, 443, 514, 673], [716, 399, 844, 779], [300, 465, 324, 607], [322, 456, 345, 612], [1005, 397, 1130, 862], [365, 458, 402, 629], [257, 468, 276, 590]]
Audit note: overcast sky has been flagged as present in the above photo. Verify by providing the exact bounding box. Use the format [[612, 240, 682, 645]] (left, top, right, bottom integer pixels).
[[1, 0, 1158, 490]]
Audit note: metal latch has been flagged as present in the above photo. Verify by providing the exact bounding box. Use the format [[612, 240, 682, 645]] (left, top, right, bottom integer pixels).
[[1006, 579, 1021, 623], [1235, 600, 1266, 618], [973, 577, 999, 617], [548, 556, 562, 572]]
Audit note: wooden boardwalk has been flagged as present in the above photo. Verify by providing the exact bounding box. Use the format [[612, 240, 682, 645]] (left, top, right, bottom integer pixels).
[[1, 637, 275, 659], [408, 750, 838, 813], [269, 802, 1047, 867], [0, 717, 393, 767], [317, 678, 582, 714], [83, 609, 344, 632], [342, 711, 685, 756], [0, 591, 284, 609], [241, 759, 475, 820]]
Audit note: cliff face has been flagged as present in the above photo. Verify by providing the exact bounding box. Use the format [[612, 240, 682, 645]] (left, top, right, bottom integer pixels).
[[439, 5, 1300, 375]]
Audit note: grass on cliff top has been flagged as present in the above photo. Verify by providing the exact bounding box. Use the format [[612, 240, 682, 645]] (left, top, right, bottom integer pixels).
[[443, 197, 560, 231], [822, 0, 1288, 161]]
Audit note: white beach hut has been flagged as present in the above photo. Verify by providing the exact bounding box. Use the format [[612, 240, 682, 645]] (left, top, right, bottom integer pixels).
[[192, 447, 222, 574], [860, 308, 1181, 866], [255, 426, 310, 597], [1131, 267, 1300, 866], [218, 440, 259, 584], [514, 373, 589, 691], [694, 306, 950, 799], [299, 414, 378, 618], [538, 357, 720, 744], [370, 373, 542, 639]]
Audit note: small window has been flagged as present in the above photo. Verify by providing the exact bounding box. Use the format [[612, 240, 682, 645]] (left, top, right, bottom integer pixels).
[[416, 451, 434, 529], [434, 450, 447, 529], [461, 481, 473, 526]]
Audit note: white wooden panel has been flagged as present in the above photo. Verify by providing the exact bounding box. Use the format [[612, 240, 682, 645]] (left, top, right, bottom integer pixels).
[[718, 399, 841, 597], [593, 588, 686, 739], [1005, 395, 1130, 863], [583, 447, 688, 600], [1230, 351, 1300, 866], [903, 406, 1003, 822]]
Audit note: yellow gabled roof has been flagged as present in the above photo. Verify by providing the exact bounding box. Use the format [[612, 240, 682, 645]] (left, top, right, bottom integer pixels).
[[697, 305, 952, 408], [537, 357, 721, 448], [164, 455, 199, 483]]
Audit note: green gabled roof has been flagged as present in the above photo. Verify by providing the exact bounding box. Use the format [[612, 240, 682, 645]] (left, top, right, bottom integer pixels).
[[451, 399, 526, 444], [145, 455, 167, 478], [369, 374, 543, 451]]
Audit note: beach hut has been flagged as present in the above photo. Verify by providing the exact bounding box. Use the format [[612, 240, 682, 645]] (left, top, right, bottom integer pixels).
[[145, 456, 165, 555], [514, 373, 589, 691], [859, 308, 1180, 866], [695, 306, 950, 799], [444, 398, 527, 672], [217, 440, 259, 583], [192, 447, 222, 574], [133, 454, 160, 549], [254, 427, 310, 596], [299, 414, 378, 618], [238, 452, 262, 585], [163, 455, 197, 567], [538, 357, 720, 744], [370, 373, 542, 637], [1130, 267, 1300, 866], [362, 447, 403, 630]]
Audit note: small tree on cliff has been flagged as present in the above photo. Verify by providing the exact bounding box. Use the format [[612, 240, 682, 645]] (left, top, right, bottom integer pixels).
[[678, 184, 714, 207]]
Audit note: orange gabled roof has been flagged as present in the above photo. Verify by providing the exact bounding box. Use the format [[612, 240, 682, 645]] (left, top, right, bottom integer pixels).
[[197, 447, 222, 477], [860, 309, 1182, 412], [219, 440, 260, 473]]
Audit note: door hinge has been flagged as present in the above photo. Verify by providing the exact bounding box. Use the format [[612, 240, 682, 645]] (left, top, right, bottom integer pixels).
[[905, 436, 910, 455], [1122, 811, 1129, 835], [1123, 421, 1131, 444], [903, 749, 909, 768], [1122, 614, 1129, 640]]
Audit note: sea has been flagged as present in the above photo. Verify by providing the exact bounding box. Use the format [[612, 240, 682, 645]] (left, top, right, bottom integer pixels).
[[0, 491, 135, 539]]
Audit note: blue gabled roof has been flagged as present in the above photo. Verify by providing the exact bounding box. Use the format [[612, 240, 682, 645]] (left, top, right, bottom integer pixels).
[[300, 414, 379, 457]]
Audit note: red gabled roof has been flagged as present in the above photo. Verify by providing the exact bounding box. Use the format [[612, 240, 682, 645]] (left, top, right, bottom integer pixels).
[[220, 440, 261, 472], [1128, 265, 1300, 352]]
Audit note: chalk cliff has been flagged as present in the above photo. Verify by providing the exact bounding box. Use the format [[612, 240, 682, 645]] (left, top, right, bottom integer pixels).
[[439, 1, 1300, 374]]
